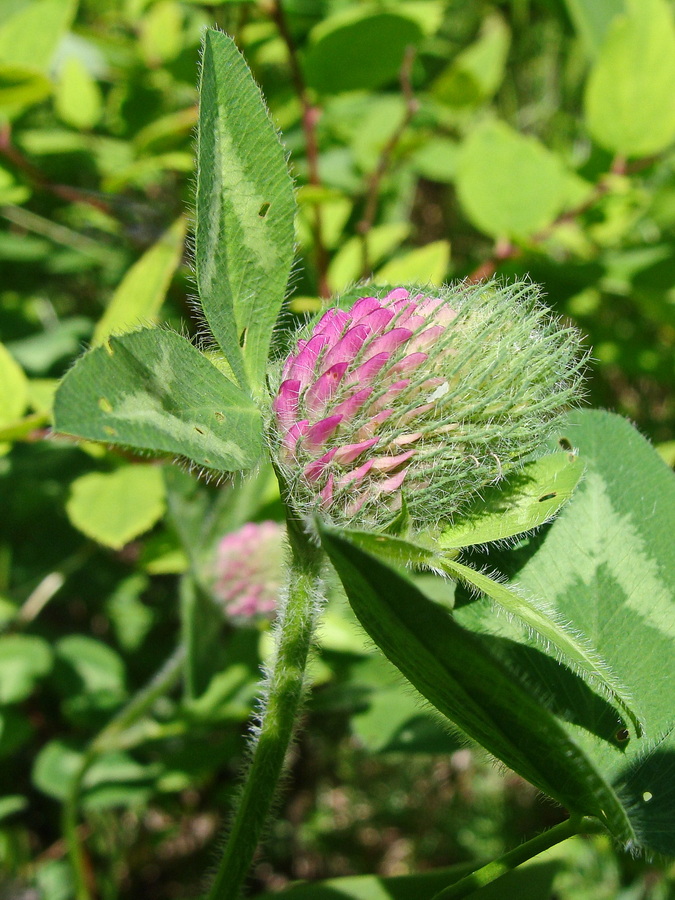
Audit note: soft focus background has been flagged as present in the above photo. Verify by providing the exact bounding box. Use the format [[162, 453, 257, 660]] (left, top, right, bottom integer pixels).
[[0, 0, 674, 897]]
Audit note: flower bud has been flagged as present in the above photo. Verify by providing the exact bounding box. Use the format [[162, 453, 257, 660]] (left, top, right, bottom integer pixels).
[[270, 280, 585, 529], [212, 521, 285, 624]]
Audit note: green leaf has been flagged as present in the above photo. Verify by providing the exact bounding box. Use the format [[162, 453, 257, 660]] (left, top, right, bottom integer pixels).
[[432, 13, 510, 107], [257, 861, 561, 899], [66, 465, 167, 550], [562, 0, 625, 56], [333, 522, 641, 736], [456, 121, 569, 240], [348, 655, 461, 754], [442, 558, 642, 738], [196, 29, 295, 394], [374, 241, 451, 286], [92, 218, 186, 346], [327, 223, 410, 292], [438, 452, 586, 549], [0, 634, 53, 703], [304, 9, 423, 94], [464, 410, 675, 855], [0, 795, 28, 822], [0, 342, 28, 427], [55, 635, 126, 696], [0, 0, 77, 71], [319, 525, 633, 839], [584, 0, 675, 157], [53, 328, 263, 473], [55, 56, 102, 130], [0, 65, 52, 111]]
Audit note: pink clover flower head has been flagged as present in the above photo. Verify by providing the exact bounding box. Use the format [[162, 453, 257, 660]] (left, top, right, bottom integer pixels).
[[270, 280, 585, 529], [212, 521, 285, 625]]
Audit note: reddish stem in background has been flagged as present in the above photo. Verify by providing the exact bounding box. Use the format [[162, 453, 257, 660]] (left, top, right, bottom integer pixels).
[[267, 0, 330, 298], [0, 122, 112, 214], [358, 46, 420, 279], [466, 152, 654, 283]]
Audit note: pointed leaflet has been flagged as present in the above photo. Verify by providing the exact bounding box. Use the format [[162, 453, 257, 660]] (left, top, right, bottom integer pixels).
[[196, 30, 295, 394], [337, 527, 641, 737], [319, 525, 633, 839], [54, 328, 262, 472], [470, 410, 675, 855], [438, 452, 585, 549]]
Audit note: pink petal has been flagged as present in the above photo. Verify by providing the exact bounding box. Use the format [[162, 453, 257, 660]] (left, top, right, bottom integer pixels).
[[304, 362, 349, 414], [345, 352, 391, 386], [303, 447, 337, 482], [321, 324, 370, 371], [411, 325, 445, 352], [370, 379, 409, 412], [389, 352, 428, 376], [345, 491, 370, 517], [357, 306, 395, 334], [333, 438, 379, 465], [392, 431, 423, 446], [379, 469, 407, 493], [273, 379, 301, 429], [320, 474, 334, 506], [363, 328, 413, 361], [401, 402, 435, 423], [282, 419, 309, 455], [370, 450, 415, 472], [332, 387, 373, 421], [355, 409, 394, 441], [314, 307, 350, 343], [350, 296, 381, 321], [383, 288, 410, 303], [287, 334, 329, 389], [303, 414, 343, 451], [339, 459, 373, 487]]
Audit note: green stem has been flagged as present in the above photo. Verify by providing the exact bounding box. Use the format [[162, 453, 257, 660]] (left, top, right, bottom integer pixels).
[[62, 644, 186, 900], [206, 528, 323, 900], [430, 815, 604, 900]]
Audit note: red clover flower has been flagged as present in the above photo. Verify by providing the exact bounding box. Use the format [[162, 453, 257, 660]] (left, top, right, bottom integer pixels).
[[213, 521, 285, 624], [270, 280, 585, 529]]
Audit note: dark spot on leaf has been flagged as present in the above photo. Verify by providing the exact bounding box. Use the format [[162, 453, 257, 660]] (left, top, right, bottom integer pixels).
[[258, 202, 271, 218], [104, 340, 114, 356], [195, 426, 205, 435], [558, 436, 573, 451], [214, 411, 225, 421], [538, 492, 557, 502], [615, 727, 630, 743], [239, 328, 247, 348]]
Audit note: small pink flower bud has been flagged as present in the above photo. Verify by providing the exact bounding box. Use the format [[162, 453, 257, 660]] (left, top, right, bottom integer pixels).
[[270, 281, 585, 529], [212, 521, 285, 624]]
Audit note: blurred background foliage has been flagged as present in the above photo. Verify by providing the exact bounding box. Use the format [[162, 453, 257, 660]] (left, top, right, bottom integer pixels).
[[0, 0, 674, 897]]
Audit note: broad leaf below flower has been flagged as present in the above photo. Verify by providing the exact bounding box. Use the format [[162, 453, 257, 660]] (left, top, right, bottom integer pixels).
[[54, 327, 263, 473]]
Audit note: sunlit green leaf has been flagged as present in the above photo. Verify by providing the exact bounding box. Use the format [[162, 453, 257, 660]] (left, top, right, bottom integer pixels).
[[54, 328, 263, 473], [196, 30, 295, 393], [92, 218, 186, 346], [319, 524, 633, 840], [456, 121, 569, 240], [584, 0, 675, 157], [304, 9, 423, 94], [66, 465, 167, 550]]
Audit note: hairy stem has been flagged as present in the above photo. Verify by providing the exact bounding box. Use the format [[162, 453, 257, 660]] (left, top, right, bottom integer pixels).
[[430, 815, 603, 900], [206, 525, 323, 900], [62, 644, 185, 900]]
